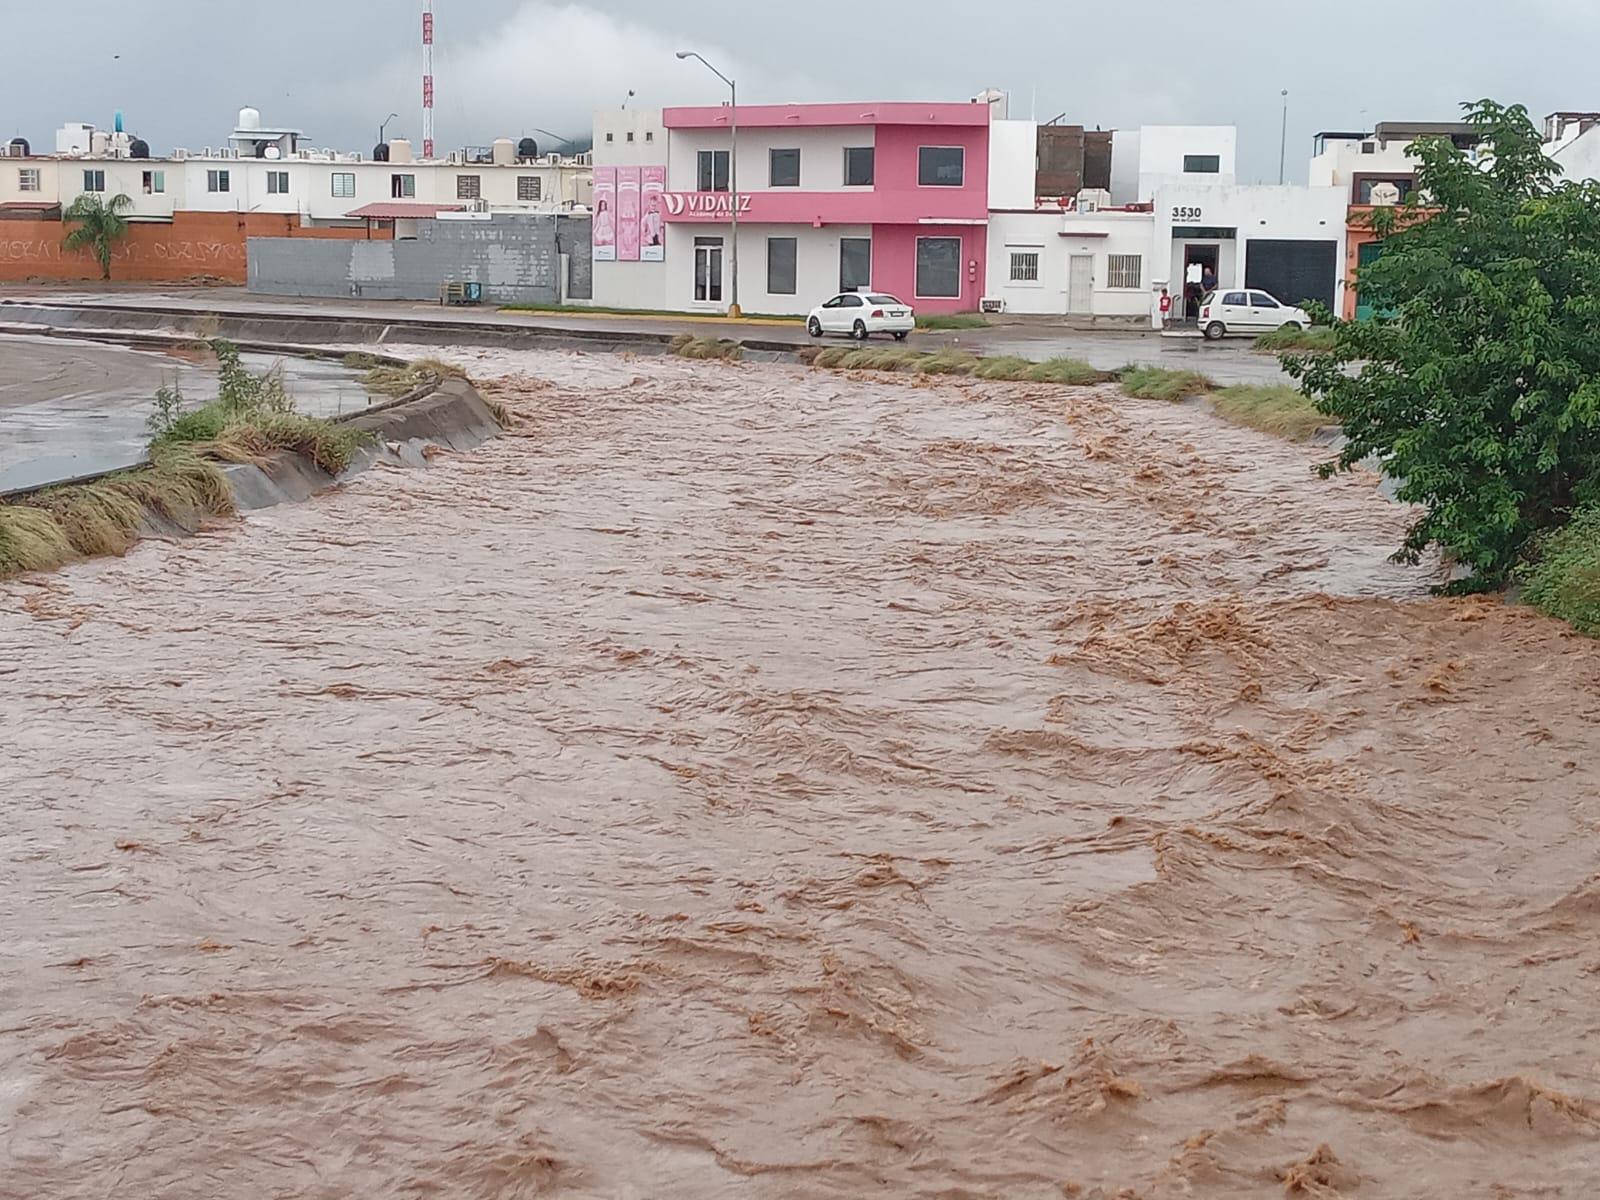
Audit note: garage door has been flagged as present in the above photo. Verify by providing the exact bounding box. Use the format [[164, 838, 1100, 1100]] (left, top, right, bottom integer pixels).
[[1244, 239, 1338, 312]]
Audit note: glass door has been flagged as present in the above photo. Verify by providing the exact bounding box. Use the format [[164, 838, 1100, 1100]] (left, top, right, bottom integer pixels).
[[694, 237, 724, 303]]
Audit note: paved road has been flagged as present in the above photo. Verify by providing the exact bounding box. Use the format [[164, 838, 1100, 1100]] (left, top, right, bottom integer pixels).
[[0, 284, 1292, 385]]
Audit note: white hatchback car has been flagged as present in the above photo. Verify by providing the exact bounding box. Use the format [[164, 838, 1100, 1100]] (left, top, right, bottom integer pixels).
[[806, 292, 915, 341], [1197, 288, 1313, 340]]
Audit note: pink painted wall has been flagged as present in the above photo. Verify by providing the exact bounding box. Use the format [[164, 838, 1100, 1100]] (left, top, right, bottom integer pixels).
[[870, 222, 988, 315], [872, 123, 990, 222], [664, 101, 989, 130]]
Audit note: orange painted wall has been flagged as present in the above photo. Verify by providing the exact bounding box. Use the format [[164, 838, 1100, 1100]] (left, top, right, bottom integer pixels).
[[0, 211, 388, 284]]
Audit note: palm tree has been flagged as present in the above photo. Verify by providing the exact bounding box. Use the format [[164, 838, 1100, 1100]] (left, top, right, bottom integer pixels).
[[62, 193, 133, 280]]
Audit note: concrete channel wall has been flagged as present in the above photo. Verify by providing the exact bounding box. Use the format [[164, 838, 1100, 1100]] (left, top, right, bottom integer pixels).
[[247, 214, 593, 305]]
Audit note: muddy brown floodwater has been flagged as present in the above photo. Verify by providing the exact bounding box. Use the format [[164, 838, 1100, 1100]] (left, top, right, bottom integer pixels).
[[3, 349, 1600, 1198]]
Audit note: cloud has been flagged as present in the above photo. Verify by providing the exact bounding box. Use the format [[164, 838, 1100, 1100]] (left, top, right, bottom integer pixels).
[[320, 2, 805, 148]]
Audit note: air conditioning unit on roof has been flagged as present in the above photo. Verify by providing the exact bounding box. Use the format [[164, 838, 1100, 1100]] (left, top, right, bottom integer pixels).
[[172, 148, 189, 160]]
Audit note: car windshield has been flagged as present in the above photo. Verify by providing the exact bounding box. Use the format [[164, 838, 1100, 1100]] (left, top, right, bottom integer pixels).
[[866, 295, 903, 306], [1200, 291, 1216, 306]]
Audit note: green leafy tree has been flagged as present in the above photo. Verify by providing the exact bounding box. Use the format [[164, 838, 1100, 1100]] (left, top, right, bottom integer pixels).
[[1288, 100, 1600, 590], [62, 192, 134, 280]]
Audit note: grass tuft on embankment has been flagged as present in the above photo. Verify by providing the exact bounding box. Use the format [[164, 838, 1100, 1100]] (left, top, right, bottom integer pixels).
[[0, 448, 234, 579], [669, 334, 744, 361], [1522, 507, 1600, 636], [1254, 326, 1337, 354], [804, 347, 1109, 385], [147, 339, 374, 475], [363, 357, 469, 399], [1209, 385, 1327, 441], [1118, 366, 1217, 402]]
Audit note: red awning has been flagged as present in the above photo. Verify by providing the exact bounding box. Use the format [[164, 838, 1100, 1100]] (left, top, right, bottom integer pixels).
[[344, 202, 465, 219]]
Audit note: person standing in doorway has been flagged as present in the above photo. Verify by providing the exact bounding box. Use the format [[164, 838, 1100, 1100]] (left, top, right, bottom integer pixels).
[[1202, 265, 1218, 294]]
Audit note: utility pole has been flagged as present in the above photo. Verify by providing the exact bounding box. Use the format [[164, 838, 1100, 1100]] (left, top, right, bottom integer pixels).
[[677, 50, 741, 317], [1279, 90, 1289, 185]]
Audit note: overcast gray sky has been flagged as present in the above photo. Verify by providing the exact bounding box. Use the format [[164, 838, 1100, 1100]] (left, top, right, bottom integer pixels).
[[2, 0, 1594, 182]]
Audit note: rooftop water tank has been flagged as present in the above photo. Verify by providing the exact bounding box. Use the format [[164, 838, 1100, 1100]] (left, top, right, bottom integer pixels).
[[129, 137, 150, 159], [237, 106, 262, 131], [517, 136, 539, 161], [8, 137, 29, 156], [372, 142, 391, 162]]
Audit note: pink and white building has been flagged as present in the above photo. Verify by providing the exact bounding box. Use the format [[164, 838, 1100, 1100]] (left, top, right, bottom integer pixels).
[[591, 101, 991, 316]]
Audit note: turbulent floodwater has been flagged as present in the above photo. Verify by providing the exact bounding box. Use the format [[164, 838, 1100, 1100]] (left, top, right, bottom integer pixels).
[[3, 349, 1599, 1198]]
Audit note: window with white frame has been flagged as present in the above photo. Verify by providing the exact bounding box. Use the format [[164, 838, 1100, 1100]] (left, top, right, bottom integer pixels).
[[391, 173, 415, 198], [18, 168, 40, 192], [917, 146, 965, 187], [1008, 247, 1043, 284], [456, 174, 481, 200], [767, 237, 797, 295], [843, 146, 874, 187], [517, 175, 541, 201], [915, 236, 963, 298], [142, 169, 165, 194], [1106, 254, 1143, 289], [697, 149, 730, 192], [331, 172, 356, 199], [267, 170, 290, 194], [207, 169, 230, 193], [83, 169, 105, 192]]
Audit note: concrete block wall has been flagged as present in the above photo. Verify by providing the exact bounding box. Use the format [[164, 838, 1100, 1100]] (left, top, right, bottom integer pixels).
[[248, 213, 593, 303]]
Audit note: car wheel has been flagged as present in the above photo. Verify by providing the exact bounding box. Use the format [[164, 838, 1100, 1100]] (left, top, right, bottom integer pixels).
[[893, 331, 909, 342], [853, 320, 869, 341], [807, 316, 823, 338], [1204, 322, 1226, 341], [1281, 320, 1303, 331]]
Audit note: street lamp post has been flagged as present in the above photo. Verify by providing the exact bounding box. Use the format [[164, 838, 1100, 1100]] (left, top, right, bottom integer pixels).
[[379, 112, 399, 151], [1278, 90, 1289, 185], [677, 50, 740, 317]]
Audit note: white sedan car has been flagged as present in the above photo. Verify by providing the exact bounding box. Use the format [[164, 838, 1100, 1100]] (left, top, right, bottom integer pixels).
[[806, 292, 915, 341], [1198, 288, 1313, 340]]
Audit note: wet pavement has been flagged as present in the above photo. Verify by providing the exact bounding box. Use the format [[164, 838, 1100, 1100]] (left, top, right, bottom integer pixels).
[[3, 349, 1598, 1198], [0, 284, 1293, 385], [0, 336, 379, 493]]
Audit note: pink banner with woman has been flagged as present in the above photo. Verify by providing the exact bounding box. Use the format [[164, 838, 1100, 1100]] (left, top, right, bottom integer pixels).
[[640, 166, 665, 261], [592, 166, 617, 262], [617, 167, 641, 262]]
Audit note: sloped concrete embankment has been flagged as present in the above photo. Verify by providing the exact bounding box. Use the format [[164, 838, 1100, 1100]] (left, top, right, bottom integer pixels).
[[0, 301, 800, 361], [2, 379, 503, 578], [221, 378, 502, 512]]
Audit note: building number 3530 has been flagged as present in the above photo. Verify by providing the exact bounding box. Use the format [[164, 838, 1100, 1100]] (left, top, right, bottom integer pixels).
[[1171, 206, 1203, 221]]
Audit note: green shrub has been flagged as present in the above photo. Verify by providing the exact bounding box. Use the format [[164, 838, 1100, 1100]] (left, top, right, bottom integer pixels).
[[1289, 99, 1600, 590], [1522, 506, 1600, 634], [916, 313, 989, 330], [1254, 325, 1337, 353], [1119, 366, 1216, 402]]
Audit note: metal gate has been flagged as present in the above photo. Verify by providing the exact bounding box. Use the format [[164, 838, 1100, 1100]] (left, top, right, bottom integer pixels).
[[1244, 239, 1337, 312], [1067, 255, 1094, 315]]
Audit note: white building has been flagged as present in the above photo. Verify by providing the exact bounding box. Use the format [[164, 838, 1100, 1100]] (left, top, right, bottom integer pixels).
[[987, 122, 1346, 321], [4, 109, 593, 233], [1543, 111, 1600, 183]]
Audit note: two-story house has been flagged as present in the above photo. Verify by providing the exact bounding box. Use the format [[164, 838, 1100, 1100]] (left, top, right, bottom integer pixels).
[[591, 101, 991, 316]]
